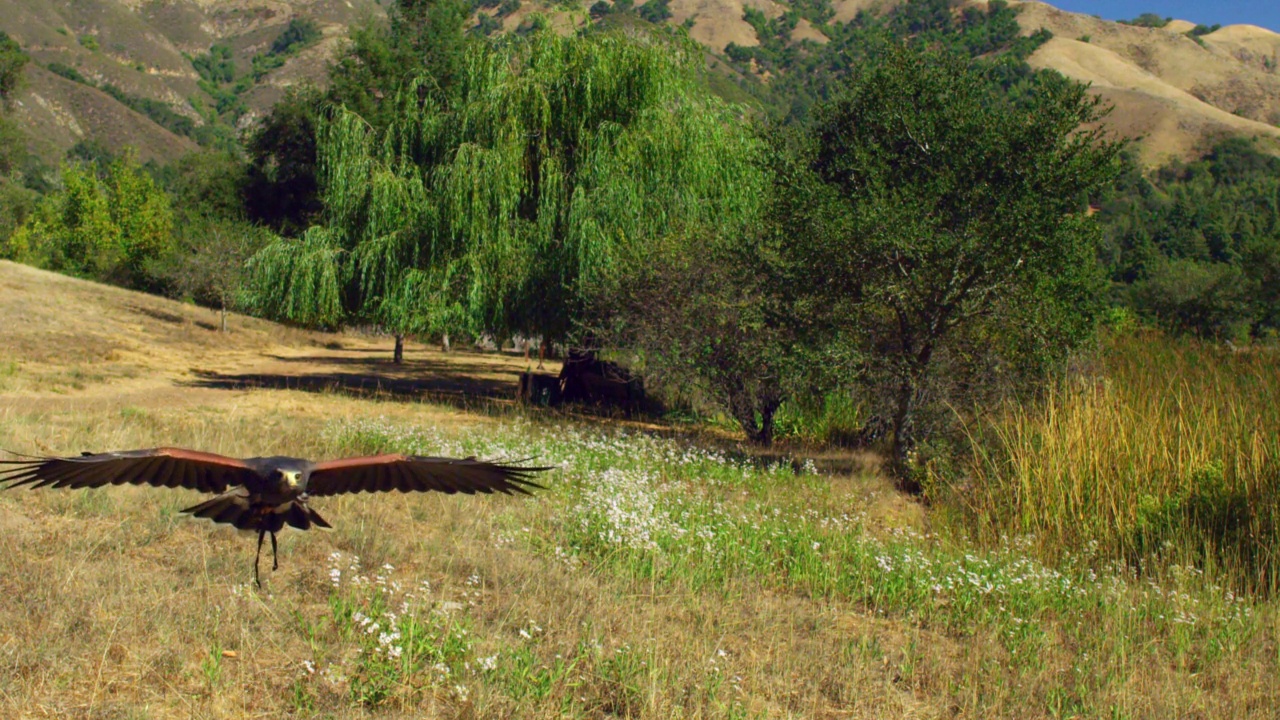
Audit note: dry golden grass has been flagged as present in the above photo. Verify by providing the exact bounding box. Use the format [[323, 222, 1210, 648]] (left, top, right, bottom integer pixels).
[[955, 332, 1280, 591], [1, 263, 1279, 719]]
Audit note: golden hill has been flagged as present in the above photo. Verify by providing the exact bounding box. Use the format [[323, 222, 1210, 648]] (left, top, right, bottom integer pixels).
[[1008, 1, 1280, 164], [2, 0, 1279, 167]]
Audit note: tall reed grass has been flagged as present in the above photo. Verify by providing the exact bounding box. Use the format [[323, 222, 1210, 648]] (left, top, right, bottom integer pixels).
[[952, 331, 1280, 591]]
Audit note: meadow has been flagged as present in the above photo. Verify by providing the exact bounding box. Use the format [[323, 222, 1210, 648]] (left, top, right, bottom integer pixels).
[[1, 261, 1278, 718]]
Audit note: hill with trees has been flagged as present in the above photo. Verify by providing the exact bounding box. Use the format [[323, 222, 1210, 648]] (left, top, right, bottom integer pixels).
[[0, 0, 1275, 173]]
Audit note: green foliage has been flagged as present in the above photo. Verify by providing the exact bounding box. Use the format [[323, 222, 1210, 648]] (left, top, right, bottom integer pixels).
[[107, 154, 174, 286], [12, 151, 174, 289], [1098, 138, 1280, 339], [588, 226, 795, 444], [474, 13, 503, 35], [722, 0, 1053, 123], [150, 150, 260, 324], [0, 179, 36, 252], [0, 31, 28, 104], [271, 18, 323, 56], [15, 163, 120, 276], [1119, 12, 1171, 28], [1129, 260, 1253, 342], [65, 138, 121, 177], [0, 108, 26, 178], [45, 62, 88, 84], [192, 44, 234, 84], [772, 44, 1122, 483], [245, 86, 325, 235], [45, 60, 84, 82], [636, 0, 672, 24], [187, 18, 320, 130], [167, 150, 249, 221], [327, 0, 471, 135], [1188, 23, 1221, 37], [249, 30, 763, 347], [190, 44, 245, 120], [244, 227, 345, 328], [78, 34, 99, 51], [156, 215, 272, 327], [516, 14, 549, 35]]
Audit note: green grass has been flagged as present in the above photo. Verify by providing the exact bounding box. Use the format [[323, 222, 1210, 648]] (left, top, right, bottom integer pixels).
[[774, 389, 865, 445], [305, 415, 1268, 714]]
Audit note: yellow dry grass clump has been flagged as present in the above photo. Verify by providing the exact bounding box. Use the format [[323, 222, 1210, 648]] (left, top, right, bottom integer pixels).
[[959, 332, 1280, 590], [1, 261, 1279, 718]]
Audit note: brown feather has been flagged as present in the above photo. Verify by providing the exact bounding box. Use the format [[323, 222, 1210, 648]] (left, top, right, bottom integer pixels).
[[306, 455, 549, 497], [1, 448, 256, 494]]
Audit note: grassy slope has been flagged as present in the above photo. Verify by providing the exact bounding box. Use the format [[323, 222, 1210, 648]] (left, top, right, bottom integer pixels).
[[0, 266, 1277, 718], [0, 0, 385, 164]]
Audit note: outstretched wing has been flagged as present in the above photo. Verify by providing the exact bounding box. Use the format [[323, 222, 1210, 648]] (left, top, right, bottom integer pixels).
[[305, 455, 549, 497], [0, 448, 257, 494]]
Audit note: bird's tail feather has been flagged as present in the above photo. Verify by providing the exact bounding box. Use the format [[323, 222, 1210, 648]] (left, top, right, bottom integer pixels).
[[182, 493, 251, 528], [283, 502, 331, 530]]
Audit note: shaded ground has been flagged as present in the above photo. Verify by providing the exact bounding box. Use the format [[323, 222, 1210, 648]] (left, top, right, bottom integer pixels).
[[0, 260, 559, 414]]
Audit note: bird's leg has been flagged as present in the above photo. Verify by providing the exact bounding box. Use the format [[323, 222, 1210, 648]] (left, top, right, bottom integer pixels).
[[255, 529, 265, 588], [271, 531, 279, 571]]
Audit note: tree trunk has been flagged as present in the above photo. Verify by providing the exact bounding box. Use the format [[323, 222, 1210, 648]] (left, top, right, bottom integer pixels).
[[731, 395, 780, 446], [219, 303, 228, 333], [537, 335, 550, 370], [754, 400, 780, 446], [394, 334, 404, 364], [891, 373, 922, 494], [442, 333, 450, 353]]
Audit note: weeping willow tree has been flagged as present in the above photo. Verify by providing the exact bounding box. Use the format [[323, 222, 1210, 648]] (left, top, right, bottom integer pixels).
[[244, 28, 765, 354]]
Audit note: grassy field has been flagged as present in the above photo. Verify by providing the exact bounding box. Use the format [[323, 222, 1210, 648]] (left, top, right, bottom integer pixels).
[[1, 260, 1278, 719]]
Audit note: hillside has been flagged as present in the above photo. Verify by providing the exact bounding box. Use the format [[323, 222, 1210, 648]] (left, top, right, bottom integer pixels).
[[1010, 1, 1280, 165], [1, 0, 1279, 166], [0, 0, 384, 164]]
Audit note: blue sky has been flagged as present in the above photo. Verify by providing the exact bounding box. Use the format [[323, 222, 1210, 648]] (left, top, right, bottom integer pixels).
[[1046, 1, 1279, 33]]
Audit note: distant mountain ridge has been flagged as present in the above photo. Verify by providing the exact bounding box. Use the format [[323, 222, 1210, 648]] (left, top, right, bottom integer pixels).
[[1, 0, 1278, 168]]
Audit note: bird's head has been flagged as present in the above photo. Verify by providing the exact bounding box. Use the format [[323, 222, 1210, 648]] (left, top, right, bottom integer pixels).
[[277, 469, 303, 489]]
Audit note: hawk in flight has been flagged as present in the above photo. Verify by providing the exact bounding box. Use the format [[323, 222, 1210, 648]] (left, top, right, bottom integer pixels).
[[0, 448, 549, 586]]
